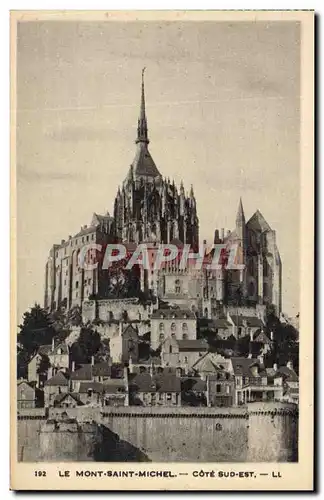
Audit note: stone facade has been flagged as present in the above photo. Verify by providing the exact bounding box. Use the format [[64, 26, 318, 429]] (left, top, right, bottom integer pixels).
[[151, 308, 197, 350]]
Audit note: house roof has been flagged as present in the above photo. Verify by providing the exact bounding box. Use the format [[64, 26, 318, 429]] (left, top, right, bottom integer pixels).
[[231, 357, 267, 378], [230, 316, 263, 328], [92, 362, 111, 377], [44, 371, 69, 387], [122, 324, 138, 337], [189, 378, 207, 392], [54, 392, 83, 405], [277, 366, 299, 382], [191, 352, 218, 373], [103, 379, 126, 394], [131, 142, 161, 179], [71, 364, 92, 381], [38, 341, 68, 357], [129, 373, 181, 393], [78, 382, 104, 394], [151, 309, 196, 320], [17, 380, 35, 391], [214, 319, 232, 329], [246, 210, 272, 232], [177, 339, 208, 352]]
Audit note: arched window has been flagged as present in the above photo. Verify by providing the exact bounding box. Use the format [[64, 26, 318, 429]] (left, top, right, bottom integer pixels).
[[159, 333, 165, 343], [182, 333, 188, 340], [182, 322, 188, 333], [175, 279, 181, 294], [159, 322, 164, 333], [171, 323, 176, 337]]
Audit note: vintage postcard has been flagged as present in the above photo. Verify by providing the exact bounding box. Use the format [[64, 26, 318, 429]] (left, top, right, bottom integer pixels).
[[10, 10, 314, 491]]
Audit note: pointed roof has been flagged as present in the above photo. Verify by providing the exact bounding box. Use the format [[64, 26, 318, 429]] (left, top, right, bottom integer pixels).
[[236, 197, 245, 226], [131, 142, 161, 179], [246, 209, 272, 232], [128, 69, 161, 181], [44, 371, 69, 387], [136, 67, 149, 145]]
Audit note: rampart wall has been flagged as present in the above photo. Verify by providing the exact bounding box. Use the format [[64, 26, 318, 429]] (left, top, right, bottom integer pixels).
[[17, 403, 298, 463]]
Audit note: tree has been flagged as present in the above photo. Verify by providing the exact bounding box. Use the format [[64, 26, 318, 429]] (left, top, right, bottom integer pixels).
[[18, 304, 56, 356], [70, 326, 102, 364], [67, 305, 82, 327]]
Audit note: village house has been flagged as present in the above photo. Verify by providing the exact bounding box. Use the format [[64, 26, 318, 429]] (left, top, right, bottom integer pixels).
[[161, 337, 208, 368], [17, 380, 41, 409], [228, 315, 264, 339], [43, 371, 69, 407], [129, 372, 181, 407], [102, 378, 128, 406], [207, 371, 235, 407], [190, 352, 232, 377], [150, 309, 197, 350], [53, 392, 83, 408], [27, 338, 69, 384], [275, 361, 299, 404], [92, 362, 112, 382], [229, 356, 284, 405], [70, 363, 93, 392], [181, 377, 207, 406], [78, 382, 104, 406], [109, 323, 139, 363]]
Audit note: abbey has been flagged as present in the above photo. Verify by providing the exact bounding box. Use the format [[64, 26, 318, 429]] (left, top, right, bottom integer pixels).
[[114, 69, 199, 247], [44, 71, 282, 318]]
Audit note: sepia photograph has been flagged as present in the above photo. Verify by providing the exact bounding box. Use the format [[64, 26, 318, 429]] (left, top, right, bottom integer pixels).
[[10, 10, 314, 491]]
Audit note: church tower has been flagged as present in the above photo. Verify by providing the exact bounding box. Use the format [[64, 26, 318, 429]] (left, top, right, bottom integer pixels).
[[113, 69, 199, 248]]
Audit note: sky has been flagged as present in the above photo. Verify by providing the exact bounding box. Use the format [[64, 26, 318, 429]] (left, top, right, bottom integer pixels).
[[16, 19, 300, 321]]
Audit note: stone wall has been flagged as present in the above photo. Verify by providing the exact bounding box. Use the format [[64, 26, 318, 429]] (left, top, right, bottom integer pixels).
[[17, 403, 298, 463], [82, 298, 151, 324]]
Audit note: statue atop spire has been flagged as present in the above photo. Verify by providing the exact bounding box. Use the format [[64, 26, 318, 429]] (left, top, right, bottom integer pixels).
[[136, 67, 149, 145]]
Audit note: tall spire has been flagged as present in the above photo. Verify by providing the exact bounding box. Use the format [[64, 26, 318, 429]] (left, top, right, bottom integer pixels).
[[136, 67, 149, 145], [236, 197, 245, 227]]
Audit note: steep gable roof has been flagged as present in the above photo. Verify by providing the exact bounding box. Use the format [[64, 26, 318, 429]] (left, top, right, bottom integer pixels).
[[54, 392, 83, 405], [78, 382, 104, 394], [177, 339, 208, 352], [44, 371, 69, 387], [70, 364, 92, 381], [246, 210, 272, 232], [151, 309, 195, 320], [131, 143, 161, 179], [92, 362, 111, 377]]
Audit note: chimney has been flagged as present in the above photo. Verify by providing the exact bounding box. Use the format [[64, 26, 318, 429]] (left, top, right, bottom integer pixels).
[[287, 360, 293, 370], [91, 356, 95, 366], [119, 321, 123, 336], [124, 365, 129, 406], [214, 229, 220, 244], [206, 376, 211, 407], [129, 356, 133, 374], [250, 329, 254, 342], [248, 353, 252, 359], [221, 228, 224, 241], [270, 330, 274, 341], [273, 363, 278, 372], [227, 230, 231, 237], [52, 337, 55, 351], [258, 354, 264, 366], [149, 361, 154, 377], [71, 361, 75, 372]]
